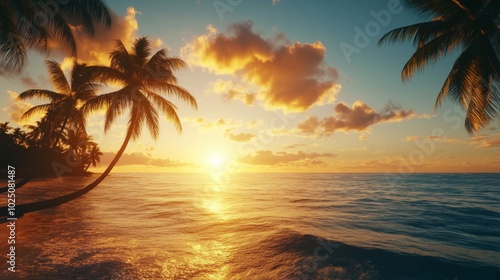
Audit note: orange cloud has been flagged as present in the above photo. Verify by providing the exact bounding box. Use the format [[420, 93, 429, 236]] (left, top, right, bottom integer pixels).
[[183, 116, 262, 131], [471, 134, 500, 148], [2, 91, 36, 124], [210, 79, 256, 105], [100, 151, 191, 167], [182, 21, 340, 112], [298, 101, 415, 136], [239, 150, 337, 165], [404, 135, 463, 144], [225, 130, 255, 142], [55, 6, 158, 69]]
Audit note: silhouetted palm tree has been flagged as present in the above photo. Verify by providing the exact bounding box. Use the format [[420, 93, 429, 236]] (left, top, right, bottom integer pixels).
[[18, 60, 100, 149], [0, 122, 12, 134], [0, 0, 112, 73], [378, 0, 500, 133], [84, 144, 103, 171], [3, 37, 197, 217], [81, 36, 197, 183], [62, 127, 96, 171]]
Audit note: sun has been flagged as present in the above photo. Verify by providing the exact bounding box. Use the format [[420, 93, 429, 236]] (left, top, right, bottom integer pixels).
[[208, 154, 225, 168]]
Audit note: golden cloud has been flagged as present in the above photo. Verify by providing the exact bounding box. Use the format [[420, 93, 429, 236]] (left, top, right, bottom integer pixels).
[[100, 151, 191, 167], [182, 21, 341, 112], [183, 116, 262, 131], [298, 100, 416, 136], [210, 79, 256, 105], [471, 134, 500, 148], [404, 135, 463, 144], [239, 150, 337, 165], [2, 91, 36, 125], [225, 130, 255, 142], [55, 6, 160, 70]]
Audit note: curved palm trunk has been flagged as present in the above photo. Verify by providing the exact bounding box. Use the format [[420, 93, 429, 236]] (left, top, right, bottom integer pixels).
[[3, 118, 72, 193], [0, 131, 132, 220]]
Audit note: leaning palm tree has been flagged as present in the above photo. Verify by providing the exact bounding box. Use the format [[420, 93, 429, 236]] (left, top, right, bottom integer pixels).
[[0, 0, 112, 73], [1, 37, 197, 217], [81, 36, 197, 184], [18, 60, 100, 149], [378, 0, 500, 133]]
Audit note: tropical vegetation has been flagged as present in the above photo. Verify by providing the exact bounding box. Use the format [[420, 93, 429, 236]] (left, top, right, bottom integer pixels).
[[0, 0, 112, 73], [378, 0, 500, 133], [1, 36, 197, 216]]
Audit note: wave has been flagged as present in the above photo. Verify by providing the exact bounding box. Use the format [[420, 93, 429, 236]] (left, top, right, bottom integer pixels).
[[230, 229, 500, 280]]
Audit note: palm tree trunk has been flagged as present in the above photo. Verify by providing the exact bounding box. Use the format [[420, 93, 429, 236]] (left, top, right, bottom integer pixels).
[[0, 131, 133, 219], [51, 117, 69, 150]]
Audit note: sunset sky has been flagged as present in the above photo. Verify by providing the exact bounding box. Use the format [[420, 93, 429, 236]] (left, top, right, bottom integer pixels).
[[1, 0, 499, 173]]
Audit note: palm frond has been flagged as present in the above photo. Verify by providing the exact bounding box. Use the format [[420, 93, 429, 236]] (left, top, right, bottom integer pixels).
[[18, 89, 64, 101], [401, 32, 462, 80], [144, 90, 182, 132], [141, 100, 160, 139], [21, 104, 53, 119], [46, 60, 71, 94], [48, 12, 77, 56], [133, 37, 151, 67], [110, 40, 132, 73]]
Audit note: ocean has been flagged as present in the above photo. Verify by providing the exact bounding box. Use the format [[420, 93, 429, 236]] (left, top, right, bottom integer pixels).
[[0, 172, 499, 279]]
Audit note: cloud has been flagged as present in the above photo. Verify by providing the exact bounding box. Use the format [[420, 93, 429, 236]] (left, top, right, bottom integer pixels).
[[181, 21, 340, 112], [298, 101, 416, 136], [210, 79, 256, 105], [284, 143, 306, 149], [73, 7, 139, 65], [471, 134, 500, 148], [239, 150, 337, 165], [2, 91, 36, 124], [404, 135, 463, 144], [100, 151, 191, 167], [20, 75, 38, 88], [54, 6, 162, 69], [225, 130, 255, 142], [183, 116, 262, 131]]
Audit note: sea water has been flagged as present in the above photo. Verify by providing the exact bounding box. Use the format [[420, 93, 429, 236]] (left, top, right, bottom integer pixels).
[[0, 173, 499, 279]]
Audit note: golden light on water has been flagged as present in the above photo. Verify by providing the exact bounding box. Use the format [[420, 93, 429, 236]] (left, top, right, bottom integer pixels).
[[203, 199, 224, 214]]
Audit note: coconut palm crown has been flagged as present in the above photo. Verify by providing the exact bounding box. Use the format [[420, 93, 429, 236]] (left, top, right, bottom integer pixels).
[[378, 0, 500, 133]]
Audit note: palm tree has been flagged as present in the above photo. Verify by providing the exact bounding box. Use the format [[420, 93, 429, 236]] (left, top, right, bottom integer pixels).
[[378, 0, 500, 133], [0, 122, 12, 134], [2, 37, 197, 217], [84, 144, 103, 171], [0, 0, 112, 73], [81, 36, 197, 183], [18, 60, 100, 149], [61, 127, 96, 171]]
